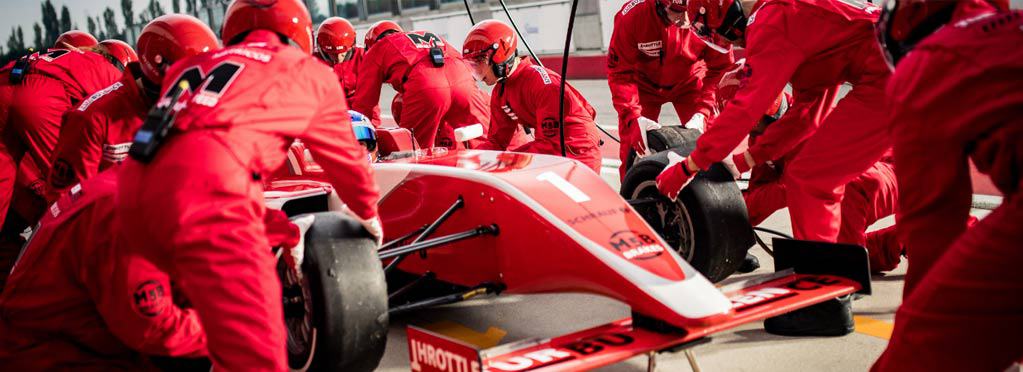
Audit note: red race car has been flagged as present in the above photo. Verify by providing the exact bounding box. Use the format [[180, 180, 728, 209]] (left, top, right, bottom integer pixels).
[[264, 125, 871, 371]]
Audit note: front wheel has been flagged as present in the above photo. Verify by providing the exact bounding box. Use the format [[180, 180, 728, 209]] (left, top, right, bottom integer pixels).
[[622, 151, 753, 283], [278, 212, 388, 372]]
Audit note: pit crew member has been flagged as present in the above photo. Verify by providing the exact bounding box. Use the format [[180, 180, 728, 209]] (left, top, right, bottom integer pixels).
[[872, 1, 1022, 370], [0, 32, 128, 287], [115, 1, 381, 370], [717, 63, 904, 273], [0, 171, 208, 369], [656, 0, 892, 336], [463, 20, 602, 173], [48, 14, 219, 199], [351, 21, 494, 149], [608, 0, 734, 176]]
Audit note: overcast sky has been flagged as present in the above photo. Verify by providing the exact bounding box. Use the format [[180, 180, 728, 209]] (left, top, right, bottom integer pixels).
[[0, 0, 168, 45]]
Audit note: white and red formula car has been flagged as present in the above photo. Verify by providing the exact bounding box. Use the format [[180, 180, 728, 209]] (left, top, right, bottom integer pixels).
[[264, 126, 871, 372]]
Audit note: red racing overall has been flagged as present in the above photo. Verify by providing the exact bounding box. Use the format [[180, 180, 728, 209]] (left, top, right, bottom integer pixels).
[[352, 31, 492, 149], [607, 0, 734, 176], [0, 171, 206, 370], [478, 58, 602, 172], [116, 31, 379, 371], [4, 48, 121, 223], [872, 9, 1023, 372], [48, 63, 153, 200], [688, 0, 891, 242]]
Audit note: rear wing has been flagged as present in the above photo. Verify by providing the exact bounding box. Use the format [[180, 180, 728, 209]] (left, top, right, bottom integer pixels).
[[407, 239, 871, 372]]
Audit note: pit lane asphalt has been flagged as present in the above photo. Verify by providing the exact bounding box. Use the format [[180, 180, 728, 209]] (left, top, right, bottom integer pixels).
[[372, 81, 987, 371]]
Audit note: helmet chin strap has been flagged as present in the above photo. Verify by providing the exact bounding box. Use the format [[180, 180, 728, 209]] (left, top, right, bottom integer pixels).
[[490, 50, 518, 81], [716, 1, 749, 42]]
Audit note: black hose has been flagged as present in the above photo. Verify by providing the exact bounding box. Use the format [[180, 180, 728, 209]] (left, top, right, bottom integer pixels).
[[752, 230, 774, 257], [597, 124, 620, 143], [557, 0, 580, 157], [462, 0, 476, 24], [497, 0, 541, 67], [753, 226, 794, 240]]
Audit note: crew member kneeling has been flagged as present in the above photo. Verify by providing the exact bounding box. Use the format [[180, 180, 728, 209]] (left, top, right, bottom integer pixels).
[[0, 171, 206, 369]]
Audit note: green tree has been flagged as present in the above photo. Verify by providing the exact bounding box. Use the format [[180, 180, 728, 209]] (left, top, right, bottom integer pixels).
[[142, 0, 167, 23], [41, 0, 60, 46], [304, 0, 327, 23], [33, 23, 43, 50], [60, 5, 72, 32], [121, 0, 135, 37], [7, 26, 25, 55], [103, 7, 120, 40], [200, 0, 216, 31], [87, 17, 97, 38]]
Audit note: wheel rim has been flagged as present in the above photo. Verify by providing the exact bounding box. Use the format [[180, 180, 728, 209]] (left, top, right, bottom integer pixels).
[[280, 256, 318, 371], [630, 180, 696, 261]]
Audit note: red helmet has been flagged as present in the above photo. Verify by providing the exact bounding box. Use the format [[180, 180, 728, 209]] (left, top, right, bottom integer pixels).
[[137, 14, 220, 83], [98, 39, 138, 70], [876, 0, 1000, 68], [462, 20, 518, 78], [364, 20, 403, 50], [221, 0, 313, 54], [316, 17, 356, 64], [54, 30, 98, 49], [686, 0, 746, 52], [656, 0, 686, 13]]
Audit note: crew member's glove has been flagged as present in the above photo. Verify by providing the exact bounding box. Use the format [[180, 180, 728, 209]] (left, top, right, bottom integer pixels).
[[286, 214, 317, 278], [624, 116, 662, 157], [339, 204, 384, 246], [684, 113, 706, 132], [656, 152, 697, 201], [265, 209, 301, 249], [729, 151, 754, 175]]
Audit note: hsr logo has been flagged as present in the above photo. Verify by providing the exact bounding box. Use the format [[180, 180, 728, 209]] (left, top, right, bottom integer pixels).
[[608, 230, 665, 260]]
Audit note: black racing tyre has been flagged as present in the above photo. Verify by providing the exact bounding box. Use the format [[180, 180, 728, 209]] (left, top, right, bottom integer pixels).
[[278, 212, 388, 372], [625, 126, 702, 170], [621, 151, 753, 283]]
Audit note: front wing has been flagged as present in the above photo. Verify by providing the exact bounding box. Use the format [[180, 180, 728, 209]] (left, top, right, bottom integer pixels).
[[407, 271, 861, 372]]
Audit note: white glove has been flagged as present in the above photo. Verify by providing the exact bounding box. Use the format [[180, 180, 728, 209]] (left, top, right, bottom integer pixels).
[[636, 117, 663, 158], [286, 214, 317, 279], [339, 204, 384, 246], [684, 113, 706, 132]]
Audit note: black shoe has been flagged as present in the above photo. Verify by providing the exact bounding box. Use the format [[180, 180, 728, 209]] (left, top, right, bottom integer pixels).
[[763, 295, 854, 337], [737, 253, 760, 273]]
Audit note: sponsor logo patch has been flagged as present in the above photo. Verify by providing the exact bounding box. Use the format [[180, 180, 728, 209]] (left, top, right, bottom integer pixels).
[[637, 40, 662, 57], [540, 117, 560, 137], [132, 280, 168, 317], [530, 65, 552, 85], [621, 0, 645, 15], [566, 206, 630, 225], [78, 82, 124, 112], [729, 287, 794, 311], [407, 32, 445, 49], [488, 348, 573, 371], [608, 230, 664, 260], [102, 142, 132, 163]]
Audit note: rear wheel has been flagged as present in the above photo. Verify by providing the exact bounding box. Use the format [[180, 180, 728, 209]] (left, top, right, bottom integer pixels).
[[622, 151, 753, 283], [279, 212, 388, 372]]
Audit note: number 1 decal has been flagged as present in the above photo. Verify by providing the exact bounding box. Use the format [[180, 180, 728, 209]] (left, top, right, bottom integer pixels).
[[537, 171, 590, 203]]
